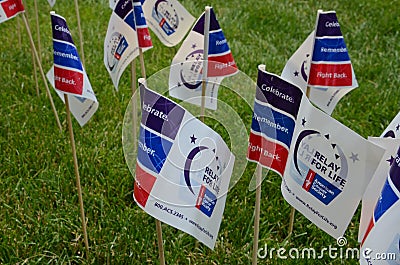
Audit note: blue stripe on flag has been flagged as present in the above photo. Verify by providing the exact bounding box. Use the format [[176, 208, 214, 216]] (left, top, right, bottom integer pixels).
[[251, 101, 295, 148], [312, 38, 350, 62], [208, 31, 230, 55], [374, 178, 399, 222], [137, 126, 173, 174], [133, 5, 146, 26], [53, 41, 83, 71]]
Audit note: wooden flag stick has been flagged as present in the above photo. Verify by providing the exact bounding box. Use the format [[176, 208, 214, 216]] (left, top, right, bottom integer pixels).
[[64, 94, 90, 257], [34, 0, 41, 62], [30, 49, 39, 96], [74, 0, 85, 67], [155, 220, 166, 265], [21, 12, 62, 132], [200, 6, 211, 122], [252, 164, 262, 265], [138, 49, 146, 79]]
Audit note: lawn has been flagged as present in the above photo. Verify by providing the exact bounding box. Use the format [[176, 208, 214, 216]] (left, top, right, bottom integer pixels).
[[1, 0, 399, 264]]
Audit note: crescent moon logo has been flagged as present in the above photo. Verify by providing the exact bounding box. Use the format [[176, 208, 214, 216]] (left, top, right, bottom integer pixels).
[[154, 0, 167, 17], [300, 54, 310, 82], [184, 146, 209, 194], [180, 70, 202, 90], [293, 129, 319, 175]]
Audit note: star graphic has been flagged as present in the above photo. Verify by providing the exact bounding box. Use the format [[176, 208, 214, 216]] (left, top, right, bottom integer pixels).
[[396, 124, 400, 131], [349, 152, 359, 163], [191, 43, 197, 49], [190, 134, 197, 144], [301, 117, 306, 126], [294, 71, 299, 77], [387, 156, 395, 165]]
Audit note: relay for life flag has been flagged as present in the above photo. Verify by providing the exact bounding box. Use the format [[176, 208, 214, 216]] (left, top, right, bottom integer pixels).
[[132, 0, 153, 50], [104, 0, 140, 90], [381, 111, 400, 138], [358, 137, 400, 243], [142, 0, 195, 47], [360, 146, 400, 265], [248, 65, 384, 238], [0, 0, 24, 23], [281, 10, 358, 115], [134, 80, 235, 249], [47, 12, 98, 126], [358, 113, 400, 242], [169, 7, 238, 110]]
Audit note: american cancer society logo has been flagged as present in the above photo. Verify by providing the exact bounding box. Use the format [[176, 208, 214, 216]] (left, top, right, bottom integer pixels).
[[151, 0, 180, 36], [183, 135, 225, 217], [290, 128, 351, 205], [106, 32, 128, 72]]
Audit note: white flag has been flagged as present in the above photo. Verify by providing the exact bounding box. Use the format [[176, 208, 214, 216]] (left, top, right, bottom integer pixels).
[[281, 10, 358, 115], [47, 0, 56, 7], [134, 80, 235, 249], [104, 0, 139, 90], [142, 0, 195, 47], [169, 7, 237, 110], [47, 12, 98, 126], [381, 111, 400, 138], [251, 65, 384, 238]]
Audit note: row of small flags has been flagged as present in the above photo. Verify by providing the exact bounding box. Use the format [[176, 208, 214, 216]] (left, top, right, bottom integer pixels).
[[2, 0, 399, 263]]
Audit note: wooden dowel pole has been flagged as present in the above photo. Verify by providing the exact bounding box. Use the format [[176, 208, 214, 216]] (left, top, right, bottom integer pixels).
[[252, 165, 262, 265], [64, 94, 90, 257], [74, 0, 85, 67]]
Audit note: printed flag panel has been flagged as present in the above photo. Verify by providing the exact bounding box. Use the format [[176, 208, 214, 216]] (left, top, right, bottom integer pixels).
[[278, 71, 384, 238], [360, 146, 400, 265], [359, 138, 400, 242], [134, 81, 235, 249], [133, 0, 153, 50], [47, 12, 97, 126], [169, 7, 237, 110], [143, 0, 195, 47], [104, 0, 140, 90], [281, 10, 358, 115], [248, 65, 385, 238], [0, 0, 24, 23], [381, 111, 400, 138]]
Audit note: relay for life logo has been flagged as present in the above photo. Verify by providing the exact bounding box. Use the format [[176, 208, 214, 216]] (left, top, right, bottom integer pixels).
[[292, 129, 349, 205]]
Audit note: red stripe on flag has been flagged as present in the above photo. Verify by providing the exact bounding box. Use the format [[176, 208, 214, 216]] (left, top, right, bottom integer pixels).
[[308, 63, 353, 87], [302, 169, 316, 191], [247, 132, 288, 176], [1, 0, 24, 18], [208, 53, 237, 77], [137, 28, 152, 48], [54, 66, 83, 95], [361, 217, 375, 246], [134, 162, 157, 208]]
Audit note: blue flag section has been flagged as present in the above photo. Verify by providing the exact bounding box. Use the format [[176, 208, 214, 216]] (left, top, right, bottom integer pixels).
[[134, 80, 235, 249]]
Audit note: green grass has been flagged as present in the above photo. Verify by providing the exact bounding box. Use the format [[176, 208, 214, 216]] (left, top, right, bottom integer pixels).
[[1, 0, 399, 264]]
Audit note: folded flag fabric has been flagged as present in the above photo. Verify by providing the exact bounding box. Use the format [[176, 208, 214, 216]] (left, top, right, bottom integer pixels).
[[104, 0, 140, 90], [47, 12, 98, 126], [132, 0, 153, 50], [358, 137, 400, 243], [281, 10, 358, 115], [381, 111, 400, 138], [248, 65, 384, 238], [360, 146, 400, 265], [134, 80, 235, 249], [142, 0, 195, 47], [169, 6, 237, 110], [0, 0, 24, 23]]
